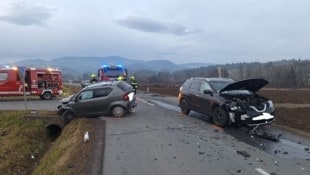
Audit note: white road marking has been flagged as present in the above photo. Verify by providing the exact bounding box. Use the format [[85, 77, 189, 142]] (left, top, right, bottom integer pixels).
[[255, 168, 270, 175], [295, 164, 305, 170], [137, 98, 154, 106]]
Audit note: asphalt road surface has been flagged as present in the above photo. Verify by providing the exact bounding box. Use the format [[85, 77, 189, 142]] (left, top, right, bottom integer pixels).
[[0, 97, 60, 111], [102, 92, 310, 175]]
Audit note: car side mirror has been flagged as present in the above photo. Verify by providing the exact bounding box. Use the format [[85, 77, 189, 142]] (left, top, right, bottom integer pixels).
[[75, 96, 80, 102], [203, 90, 213, 96]]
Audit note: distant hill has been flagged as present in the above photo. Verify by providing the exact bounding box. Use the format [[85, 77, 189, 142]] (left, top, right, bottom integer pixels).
[[11, 56, 211, 76], [179, 63, 213, 69], [126, 60, 181, 72]]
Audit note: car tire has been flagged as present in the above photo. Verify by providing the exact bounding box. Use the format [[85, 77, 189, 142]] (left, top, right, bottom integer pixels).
[[112, 106, 125, 117], [180, 99, 190, 115], [42, 92, 52, 100], [212, 107, 229, 128], [62, 110, 75, 124]]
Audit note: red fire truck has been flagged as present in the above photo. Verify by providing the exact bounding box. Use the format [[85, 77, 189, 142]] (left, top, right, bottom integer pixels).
[[0, 66, 63, 100], [98, 65, 128, 81]]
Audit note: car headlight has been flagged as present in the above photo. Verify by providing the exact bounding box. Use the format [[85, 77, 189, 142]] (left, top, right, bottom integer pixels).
[[230, 106, 238, 111], [267, 100, 275, 113]]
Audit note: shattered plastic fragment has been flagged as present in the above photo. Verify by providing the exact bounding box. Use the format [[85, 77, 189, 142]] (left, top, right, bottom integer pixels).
[[236, 150, 250, 158]]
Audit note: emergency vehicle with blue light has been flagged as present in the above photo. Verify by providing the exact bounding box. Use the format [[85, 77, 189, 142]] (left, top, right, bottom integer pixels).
[[98, 65, 128, 81]]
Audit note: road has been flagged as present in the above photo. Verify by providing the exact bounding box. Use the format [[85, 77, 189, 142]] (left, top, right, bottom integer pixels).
[[102, 92, 310, 175], [0, 93, 309, 175], [0, 97, 60, 111]]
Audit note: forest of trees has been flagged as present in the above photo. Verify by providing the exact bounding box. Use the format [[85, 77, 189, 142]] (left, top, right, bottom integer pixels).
[[136, 59, 310, 88]]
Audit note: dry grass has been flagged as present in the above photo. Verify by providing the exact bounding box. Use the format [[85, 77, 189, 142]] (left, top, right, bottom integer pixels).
[[62, 84, 81, 96], [32, 118, 91, 175], [275, 103, 310, 108], [275, 107, 310, 133], [0, 84, 86, 175], [0, 111, 50, 175]]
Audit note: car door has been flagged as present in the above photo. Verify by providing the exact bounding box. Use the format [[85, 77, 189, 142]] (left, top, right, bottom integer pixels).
[[93, 87, 113, 115], [195, 81, 214, 116], [187, 81, 202, 111], [73, 89, 96, 116]]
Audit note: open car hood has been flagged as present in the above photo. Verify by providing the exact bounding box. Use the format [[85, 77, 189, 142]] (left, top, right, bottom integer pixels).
[[220, 78, 268, 93]]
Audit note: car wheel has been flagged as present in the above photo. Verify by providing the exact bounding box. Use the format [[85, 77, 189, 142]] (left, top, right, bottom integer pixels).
[[180, 99, 190, 115], [212, 107, 229, 127], [62, 111, 75, 124], [112, 106, 125, 117], [42, 92, 52, 100]]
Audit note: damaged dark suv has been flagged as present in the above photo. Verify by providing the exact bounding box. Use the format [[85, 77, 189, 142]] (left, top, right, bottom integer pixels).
[[178, 77, 275, 128]]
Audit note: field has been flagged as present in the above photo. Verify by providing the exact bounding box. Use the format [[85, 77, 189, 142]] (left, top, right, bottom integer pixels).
[[139, 85, 310, 134]]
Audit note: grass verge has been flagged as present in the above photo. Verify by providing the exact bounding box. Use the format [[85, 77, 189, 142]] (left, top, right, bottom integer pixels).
[[32, 118, 93, 175], [0, 84, 86, 174], [0, 111, 51, 175]]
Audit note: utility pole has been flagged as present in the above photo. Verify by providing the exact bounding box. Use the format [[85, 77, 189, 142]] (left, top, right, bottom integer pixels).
[[18, 66, 28, 111], [217, 66, 222, 78]]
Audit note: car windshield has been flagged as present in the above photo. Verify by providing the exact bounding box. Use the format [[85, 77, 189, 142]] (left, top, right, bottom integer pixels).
[[104, 69, 125, 77], [220, 90, 252, 95], [210, 81, 233, 92]]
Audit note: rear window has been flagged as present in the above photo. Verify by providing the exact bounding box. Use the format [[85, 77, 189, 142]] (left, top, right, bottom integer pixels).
[[117, 81, 133, 92], [94, 88, 113, 98]]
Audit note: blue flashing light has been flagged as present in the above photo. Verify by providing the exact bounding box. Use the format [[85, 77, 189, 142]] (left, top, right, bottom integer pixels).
[[117, 64, 122, 68], [101, 65, 108, 68]]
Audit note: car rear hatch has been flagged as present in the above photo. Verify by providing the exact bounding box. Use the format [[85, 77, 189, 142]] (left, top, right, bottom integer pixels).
[[117, 81, 136, 103]]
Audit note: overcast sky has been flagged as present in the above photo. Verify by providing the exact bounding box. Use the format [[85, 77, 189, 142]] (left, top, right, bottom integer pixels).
[[0, 0, 309, 64]]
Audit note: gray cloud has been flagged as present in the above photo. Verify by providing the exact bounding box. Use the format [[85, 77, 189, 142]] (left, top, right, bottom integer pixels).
[[0, 3, 53, 26], [116, 16, 198, 36]]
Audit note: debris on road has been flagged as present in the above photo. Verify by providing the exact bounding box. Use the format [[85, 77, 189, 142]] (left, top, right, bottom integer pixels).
[[235, 150, 251, 158], [249, 126, 282, 142]]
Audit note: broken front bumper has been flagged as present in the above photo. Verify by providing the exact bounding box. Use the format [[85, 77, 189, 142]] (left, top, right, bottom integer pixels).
[[243, 112, 275, 127]]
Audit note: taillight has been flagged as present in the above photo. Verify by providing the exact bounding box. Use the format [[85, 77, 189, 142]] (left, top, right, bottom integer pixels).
[[123, 93, 129, 101], [123, 92, 134, 101]]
